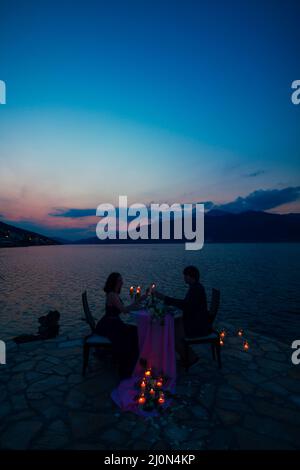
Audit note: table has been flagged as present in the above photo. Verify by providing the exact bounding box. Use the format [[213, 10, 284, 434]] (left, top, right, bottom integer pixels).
[[111, 309, 177, 415]]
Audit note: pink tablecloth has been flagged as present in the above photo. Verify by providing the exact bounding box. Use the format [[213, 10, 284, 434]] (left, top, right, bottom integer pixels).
[[111, 309, 176, 415]]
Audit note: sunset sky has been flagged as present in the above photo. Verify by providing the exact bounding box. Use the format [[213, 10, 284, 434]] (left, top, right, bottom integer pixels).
[[0, 0, 299, 239]]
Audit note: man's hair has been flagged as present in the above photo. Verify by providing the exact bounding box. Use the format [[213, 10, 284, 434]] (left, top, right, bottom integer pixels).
[[183, 265, 200, 282]]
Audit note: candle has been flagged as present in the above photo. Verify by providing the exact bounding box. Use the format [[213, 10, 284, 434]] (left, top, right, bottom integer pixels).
[[220, 338, 224, 347], [149, 388, 155, 396], [220, 330, 226, 339], [156, 378, 163, 388], [145, 368, 151, 377], [238, 329, 243, 337], [136, 286, 141, 299], [158, 392, 165, 404], [138, 394, 146, 405], [243, 340, 249, 351], [129, 286, 134, 298], [140, 379, 146, 389]]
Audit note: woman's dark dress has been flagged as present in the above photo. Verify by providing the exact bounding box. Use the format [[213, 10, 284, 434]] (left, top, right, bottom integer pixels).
[[95, 303, 139, 379]]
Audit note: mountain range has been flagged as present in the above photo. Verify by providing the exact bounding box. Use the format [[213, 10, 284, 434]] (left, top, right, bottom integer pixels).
[[1, 211, 300, 248]]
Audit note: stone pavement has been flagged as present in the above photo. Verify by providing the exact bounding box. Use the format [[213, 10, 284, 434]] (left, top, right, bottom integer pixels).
[[0, 322, 300, 450]]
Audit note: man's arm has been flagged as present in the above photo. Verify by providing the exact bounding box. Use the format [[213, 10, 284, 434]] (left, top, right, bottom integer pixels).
[[164, 295, 185, 310], [155, 290, 185, 310]]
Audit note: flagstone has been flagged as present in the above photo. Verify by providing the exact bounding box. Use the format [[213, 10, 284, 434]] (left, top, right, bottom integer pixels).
[[216, 409, 241, 425], [243, 414, 300, 446], [250, 398, 300, 425], [11, 393, 28, 412], [0, 420, 43, 449], [31, 420, 70, 449], [234, 426, 295, 450], [27, 375, 66, 393]]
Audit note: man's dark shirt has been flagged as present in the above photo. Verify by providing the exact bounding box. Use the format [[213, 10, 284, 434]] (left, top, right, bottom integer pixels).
[[164, 282, 211, 338]]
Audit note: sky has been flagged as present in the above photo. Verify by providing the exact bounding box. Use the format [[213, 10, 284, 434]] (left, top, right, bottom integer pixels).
[[0, 0, 299, 239]]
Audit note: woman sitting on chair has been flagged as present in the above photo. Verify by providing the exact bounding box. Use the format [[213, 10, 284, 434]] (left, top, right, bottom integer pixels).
[[96, 272, 146, 379]]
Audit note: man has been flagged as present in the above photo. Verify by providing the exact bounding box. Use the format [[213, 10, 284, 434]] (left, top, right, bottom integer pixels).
[[154, 265, 211, 367]]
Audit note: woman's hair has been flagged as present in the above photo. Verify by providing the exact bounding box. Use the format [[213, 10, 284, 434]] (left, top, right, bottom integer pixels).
[[104, 272, 122, 293], [183, 265, 200, 282]]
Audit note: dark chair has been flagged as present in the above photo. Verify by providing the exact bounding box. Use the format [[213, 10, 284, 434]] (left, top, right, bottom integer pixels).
[[82, 291, 112, 376], [183, 288, 221, 371]]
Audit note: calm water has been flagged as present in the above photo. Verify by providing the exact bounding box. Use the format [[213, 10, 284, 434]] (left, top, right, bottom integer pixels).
[[0, 244, 299, 344]]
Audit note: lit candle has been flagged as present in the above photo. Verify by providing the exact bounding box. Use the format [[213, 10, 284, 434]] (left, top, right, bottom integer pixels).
[[220, 330, 226, 339], [140, 379, 146, 389], [149, 388, 155, 396], [158, 392, 165, 404], [129, 286, 134, 298], [156, 378, 163, 388], [145, 368, 151, 377], [243, 340, 249, 351], [138, 394, 146, 405], [136, 286, 141, 299], [238, 329, 243, 337], [220, 338, 224, 347]]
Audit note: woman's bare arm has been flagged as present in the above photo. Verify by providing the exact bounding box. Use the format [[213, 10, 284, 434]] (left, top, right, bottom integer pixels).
[[108, 292, 145, 314]]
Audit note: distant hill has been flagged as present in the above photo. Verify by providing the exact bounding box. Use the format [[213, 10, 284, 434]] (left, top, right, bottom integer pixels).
[[75, 211, 300, 244], [0, 221, 61, 248], [204, 211, 300, 242]]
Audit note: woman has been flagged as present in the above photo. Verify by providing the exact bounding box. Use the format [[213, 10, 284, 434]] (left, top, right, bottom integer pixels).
[[96, 272, 146, 379]]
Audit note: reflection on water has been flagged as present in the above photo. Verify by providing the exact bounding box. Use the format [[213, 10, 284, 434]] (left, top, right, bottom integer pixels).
[[0, 243, 299, 343]]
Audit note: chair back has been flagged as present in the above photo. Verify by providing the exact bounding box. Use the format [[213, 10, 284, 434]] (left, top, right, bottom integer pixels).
[[82, 291, 96, 333], [208, 288, 220, 326]]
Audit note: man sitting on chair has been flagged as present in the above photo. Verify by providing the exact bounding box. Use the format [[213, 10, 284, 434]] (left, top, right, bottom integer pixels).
[[154, 265, 211, 367]]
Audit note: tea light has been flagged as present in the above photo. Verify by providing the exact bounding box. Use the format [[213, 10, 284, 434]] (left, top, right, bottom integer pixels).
[[243, 340, 249, 351]]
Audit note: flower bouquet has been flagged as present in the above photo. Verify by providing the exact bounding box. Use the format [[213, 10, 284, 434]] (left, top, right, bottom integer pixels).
[[146, 294, 167, 325]]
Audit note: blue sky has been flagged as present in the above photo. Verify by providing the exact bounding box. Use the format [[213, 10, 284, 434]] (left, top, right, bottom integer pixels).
[[0, 0, 299, 239]]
